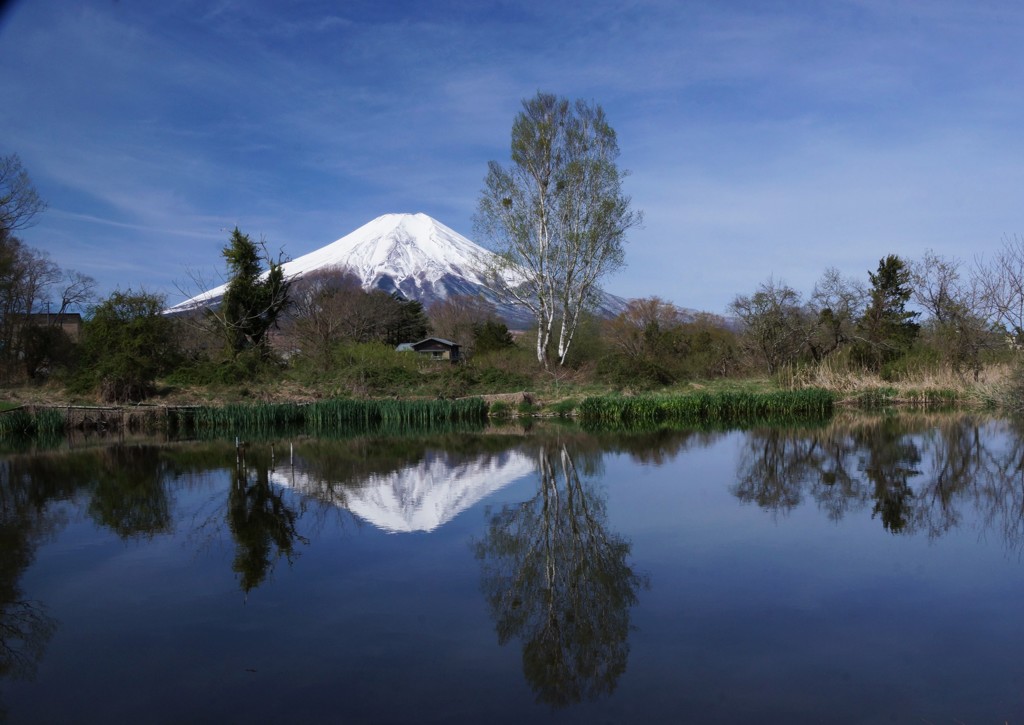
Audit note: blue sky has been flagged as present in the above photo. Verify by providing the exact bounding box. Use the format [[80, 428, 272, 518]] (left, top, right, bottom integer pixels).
[[2, 0, 1023, 314]]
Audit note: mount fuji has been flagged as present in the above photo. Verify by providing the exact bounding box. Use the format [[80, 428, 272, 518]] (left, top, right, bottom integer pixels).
[[168, 212, 626, 327], [269, 448, 537, 533]]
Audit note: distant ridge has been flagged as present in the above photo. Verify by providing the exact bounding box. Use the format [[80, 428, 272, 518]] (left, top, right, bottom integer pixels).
[[168, 212, 627, 327]]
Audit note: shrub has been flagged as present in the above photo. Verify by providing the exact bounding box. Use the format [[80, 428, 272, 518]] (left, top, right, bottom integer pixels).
[[546, 398, 578, 417], [79, 290, 179, 402]]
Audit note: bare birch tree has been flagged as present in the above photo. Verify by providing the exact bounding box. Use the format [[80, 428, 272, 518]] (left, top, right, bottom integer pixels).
[[476, 92, 641, 368]]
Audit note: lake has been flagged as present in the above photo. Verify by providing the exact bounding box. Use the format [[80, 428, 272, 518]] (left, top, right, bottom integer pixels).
[[2, 413, 1023, 723]]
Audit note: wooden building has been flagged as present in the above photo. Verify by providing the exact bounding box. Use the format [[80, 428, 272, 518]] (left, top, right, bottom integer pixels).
[[396, 337, 461, 362]]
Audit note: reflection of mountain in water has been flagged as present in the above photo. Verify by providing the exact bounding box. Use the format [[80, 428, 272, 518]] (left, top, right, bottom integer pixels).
[[270, 450, 536, 533]]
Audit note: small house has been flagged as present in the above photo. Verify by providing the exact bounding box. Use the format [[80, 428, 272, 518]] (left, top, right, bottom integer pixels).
[[19, 312, 83, 342], [396, 337, 461, 362]]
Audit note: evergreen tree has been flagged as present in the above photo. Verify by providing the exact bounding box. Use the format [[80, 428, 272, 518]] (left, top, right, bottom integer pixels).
[[382, 294, 428, 347], [473, 319, 515, 355], [855, 255, 919, 370], [218, 228, 290, 357]]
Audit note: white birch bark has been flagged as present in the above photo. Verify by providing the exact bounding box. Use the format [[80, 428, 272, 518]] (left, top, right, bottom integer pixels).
[[476, 93, 640, 368]]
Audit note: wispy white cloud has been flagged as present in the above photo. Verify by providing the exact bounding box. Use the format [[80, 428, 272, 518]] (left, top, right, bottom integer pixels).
[[1, 0, 1023, 312]]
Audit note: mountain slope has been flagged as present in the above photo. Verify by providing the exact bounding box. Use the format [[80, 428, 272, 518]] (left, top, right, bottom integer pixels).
[[168, 212, 625, 326]]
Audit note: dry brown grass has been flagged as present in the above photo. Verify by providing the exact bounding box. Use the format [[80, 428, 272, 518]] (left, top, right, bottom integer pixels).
[[782, 359, 1013, 407]]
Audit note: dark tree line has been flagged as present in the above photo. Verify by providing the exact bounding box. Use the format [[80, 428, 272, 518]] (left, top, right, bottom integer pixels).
[[726, 250, 1016, 380]]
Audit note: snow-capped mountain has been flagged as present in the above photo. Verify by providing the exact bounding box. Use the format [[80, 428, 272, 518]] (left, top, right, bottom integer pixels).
[[167, 212, 626, 326], [268, 449, 537, 533]]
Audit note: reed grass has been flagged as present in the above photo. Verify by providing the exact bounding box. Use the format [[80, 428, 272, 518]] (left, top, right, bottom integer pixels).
[[0, 407, 67, 437], [169, 397, 489, 437], [577, 389, 835, 426]]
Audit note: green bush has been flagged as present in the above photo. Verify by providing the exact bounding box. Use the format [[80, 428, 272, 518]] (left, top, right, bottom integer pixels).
[[546, 398, 578, 417], [474, 364, 533, 392], [78, 290, 180, 402], [167, 349, 282, 387], [879, 345, 941, 382], [517, 399, 536, 416]]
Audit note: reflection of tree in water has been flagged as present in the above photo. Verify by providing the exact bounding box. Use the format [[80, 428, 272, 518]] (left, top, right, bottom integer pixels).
[[0, 459, 61, 717], [86, 446, 173, 539], [732, 414, 1024, 546], [475, 443, 646, 708], [961, 416, 1024, 550], [0, 522, 56, 681], [0, 444, 189, 699], [227, 454, 307, 594], [733, 429, 816, 513], [855, 417, 922, 533]]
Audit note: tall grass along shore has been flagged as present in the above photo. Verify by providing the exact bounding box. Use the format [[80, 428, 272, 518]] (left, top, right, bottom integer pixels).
[[577, 389, 836, 426], [0, 398, 490, 440]]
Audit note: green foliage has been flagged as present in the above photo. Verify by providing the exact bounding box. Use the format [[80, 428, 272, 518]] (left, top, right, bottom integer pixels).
[[473, 319, 514, 355], [477, 91, 641, 367], [420, 361, 532, 399], [286, 340, 537, 398], [488, 401, 511, 418], [546, 398, 579, 417], [854, 255, 919, 370], [0, 407, 65, 437], [290, 341, 422, 396], [78, 290, 179, 402], [578, 389, 835, 427], [474, 364, 533, 391], [878, 344, 941, 382], [382, 295, 429, 347], [598, 355, 674, 388], [218, 228, 290, 357], [169, 397, 489, 438], [516, 399, 536, 416], [165, 348, 282, 387], [0, 230, 89, 383]]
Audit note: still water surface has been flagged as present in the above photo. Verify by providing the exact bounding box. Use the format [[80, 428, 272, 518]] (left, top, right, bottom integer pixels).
[[2, 414, 1024, 723]]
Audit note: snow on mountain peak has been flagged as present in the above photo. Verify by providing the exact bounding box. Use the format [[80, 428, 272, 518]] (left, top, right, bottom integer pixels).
[[166, 212, 622, 326], [167, 212, 499, 313], [290, 212, 491, 287], [269, 449, 537, 533]]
